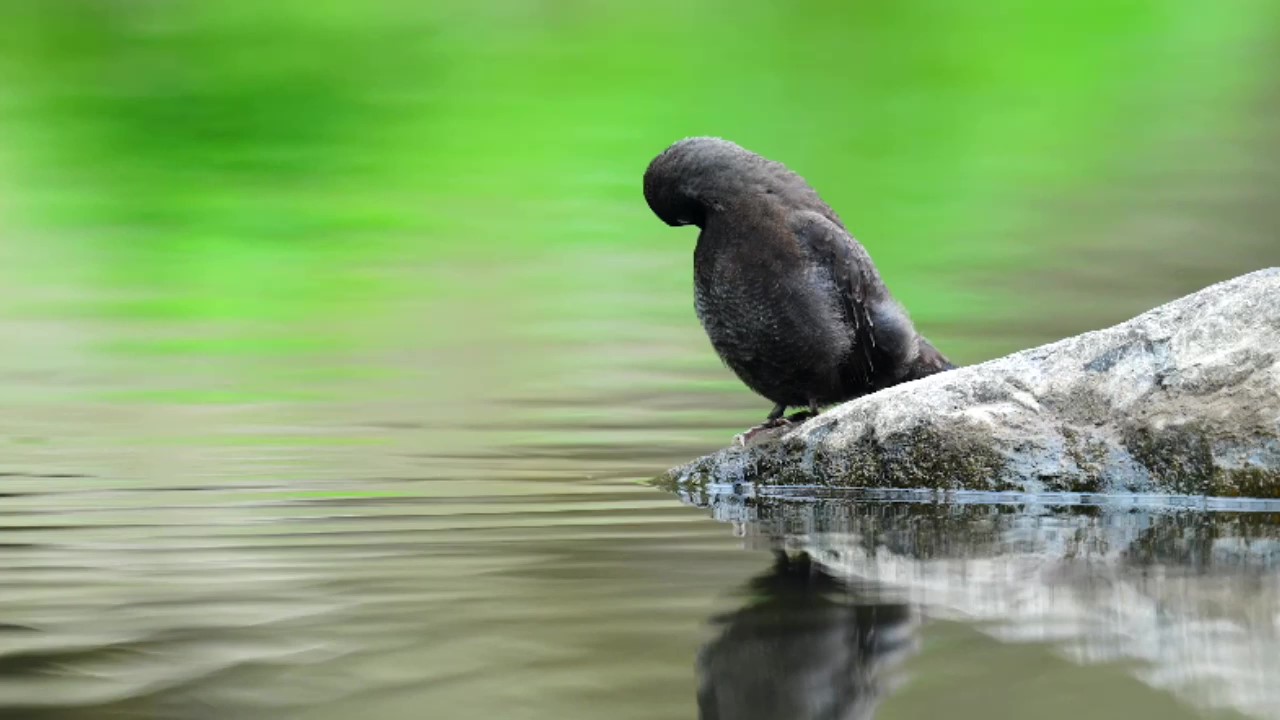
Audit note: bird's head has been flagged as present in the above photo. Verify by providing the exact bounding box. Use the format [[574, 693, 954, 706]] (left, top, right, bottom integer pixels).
[[643, 137, 821, 230], [642, 137, 759, 229]]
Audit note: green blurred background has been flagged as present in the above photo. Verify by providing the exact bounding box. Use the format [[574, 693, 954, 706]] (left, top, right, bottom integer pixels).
[[2, 0, 1277, 372], [0, 0, 1277, 492]]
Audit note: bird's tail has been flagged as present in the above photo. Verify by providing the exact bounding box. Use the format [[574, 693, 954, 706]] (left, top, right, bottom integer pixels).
[[903, 335, 955, 381]]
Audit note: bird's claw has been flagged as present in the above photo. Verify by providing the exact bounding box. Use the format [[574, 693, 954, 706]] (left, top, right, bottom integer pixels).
[[733, 417, 793, 447], [732, 409, 822, 447]]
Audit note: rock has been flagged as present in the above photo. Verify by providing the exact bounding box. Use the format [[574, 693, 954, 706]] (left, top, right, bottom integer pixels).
[[666, 269, 1280, 497]]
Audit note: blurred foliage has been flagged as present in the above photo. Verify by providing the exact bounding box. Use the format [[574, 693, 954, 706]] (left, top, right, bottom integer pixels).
[[0, 0, 1276, 378]]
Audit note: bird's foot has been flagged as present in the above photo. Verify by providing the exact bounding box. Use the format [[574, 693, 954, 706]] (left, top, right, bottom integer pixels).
[[733, 417, 793, 447], [733, 407, 823, 447]]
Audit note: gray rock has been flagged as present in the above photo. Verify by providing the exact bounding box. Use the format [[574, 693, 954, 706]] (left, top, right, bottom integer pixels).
[[666, 268, 1280, 496]]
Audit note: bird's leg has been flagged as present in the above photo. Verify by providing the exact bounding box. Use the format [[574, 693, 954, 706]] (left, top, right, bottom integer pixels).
[[765, 403, 787, 423]]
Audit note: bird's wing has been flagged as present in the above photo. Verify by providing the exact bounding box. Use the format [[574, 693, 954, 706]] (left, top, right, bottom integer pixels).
[[791, 211, 880, 389]]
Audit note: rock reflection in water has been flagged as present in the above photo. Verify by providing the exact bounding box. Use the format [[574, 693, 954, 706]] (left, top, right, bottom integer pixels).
[[681, 489, 1280, 720], [697, 553, 917, 720]]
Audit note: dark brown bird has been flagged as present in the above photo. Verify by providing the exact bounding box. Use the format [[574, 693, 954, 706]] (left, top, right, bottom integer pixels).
[[643, 137, 953, 436]]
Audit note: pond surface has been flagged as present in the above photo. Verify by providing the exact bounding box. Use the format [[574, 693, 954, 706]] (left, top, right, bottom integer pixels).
[[1, 1, 1280, 718]]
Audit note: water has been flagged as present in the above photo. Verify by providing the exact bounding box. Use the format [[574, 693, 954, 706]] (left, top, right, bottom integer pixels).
[[2, 249, 1277, 720], [1, 1, 1280, 718], [686, 490, 1280, 720]]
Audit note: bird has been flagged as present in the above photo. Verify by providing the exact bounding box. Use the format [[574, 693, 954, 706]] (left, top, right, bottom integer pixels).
[[642, 137, 954, 440]]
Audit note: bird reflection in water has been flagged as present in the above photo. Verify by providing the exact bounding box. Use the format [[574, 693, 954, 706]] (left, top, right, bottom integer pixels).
[[696, 553, 918, 720]]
